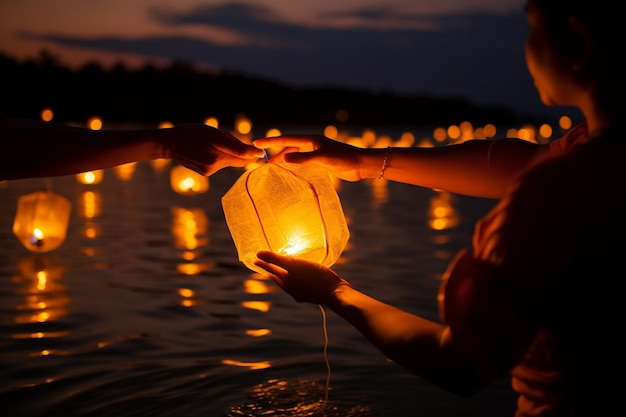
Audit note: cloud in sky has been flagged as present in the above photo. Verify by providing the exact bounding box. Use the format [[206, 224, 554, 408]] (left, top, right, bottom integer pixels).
[[6, 1, 558, 119]]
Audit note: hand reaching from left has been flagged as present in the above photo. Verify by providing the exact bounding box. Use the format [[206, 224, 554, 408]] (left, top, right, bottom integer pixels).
[[163, 124, 265, 176], [254, 251, 351, 305]]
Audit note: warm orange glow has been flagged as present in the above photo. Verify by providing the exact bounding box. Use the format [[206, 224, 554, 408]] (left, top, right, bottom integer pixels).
[[84, 226, 97, 239], [13, 256, 69, 323], [433, 127, 447, 143], [427, 191, 459, 231], [222, 163, 350, 274], [244, 279, 271, 294], [417, 138, 434, 148], [484, 123, 497, 138], [277, 230, 313, 256], [447, 125, 461, 141], [158, 121, 174, 129], [76, 169, 104, 185], [371, 178, 389, 207], [246, 328, 272, 336], [539, 123, 553, 140], [346, 136, 366, 148], [13, 190, 72, 252], [169, 165, 209, 195], [40, 108, 53, 122], [397, 132, 415, 147], [235, 114, 252, 135], [241, 301, 271, 313], [204, 116, 219, 128], [265, 128, 281, 137], [113, 162, 137, 181], [361, 129, 376, 147], [506, 128, 518, 138], [324, 125, 338, 139], [472, 127, 486, 139], [221, 359, 271, 370], [373, 135, 393, 148], [87, 116, 103, 130], [79, 190, 101, 218], [150, 158, 170, 172], [171, 206, 209, 250], [178, 288, 194, 298], [176, 263, 213, 276], [559, 115, 572, 130]]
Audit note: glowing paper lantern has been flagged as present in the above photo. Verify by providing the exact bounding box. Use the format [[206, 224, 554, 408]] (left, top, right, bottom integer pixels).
[[221, 163, 349, 274], [170, 165, 209, 195], [13, 190, 72, 252]]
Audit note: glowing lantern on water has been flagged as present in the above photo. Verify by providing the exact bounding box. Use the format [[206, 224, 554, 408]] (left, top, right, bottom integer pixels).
[[221, 163, 350, 274], [13, 190, 72, 252], [170, 165, 209, 195]]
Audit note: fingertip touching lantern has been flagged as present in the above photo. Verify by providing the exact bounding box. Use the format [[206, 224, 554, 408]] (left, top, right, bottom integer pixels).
[[13, 190, 72, 252], [170, 165, 209, 195], [221, 163, 350, 274]]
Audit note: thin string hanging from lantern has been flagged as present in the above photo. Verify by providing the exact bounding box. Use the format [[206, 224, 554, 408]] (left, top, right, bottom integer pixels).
[[319, 304, 331, 411]]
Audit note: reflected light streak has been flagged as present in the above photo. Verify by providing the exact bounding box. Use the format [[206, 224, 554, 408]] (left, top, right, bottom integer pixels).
[[171, 207, 209, 250], [244, 279, 271, 295], [176, 262, 214, 276], [246, 328, 272, 337], [221, 359, 271, 370], [79, 190, 102, 218], [241, 301, 271, 313], [14, 255, 69, 324]]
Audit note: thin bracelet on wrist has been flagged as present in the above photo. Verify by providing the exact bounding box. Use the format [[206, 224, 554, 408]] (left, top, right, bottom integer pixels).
[[377, 146, 392, 179], [327, 282, 351, 307]]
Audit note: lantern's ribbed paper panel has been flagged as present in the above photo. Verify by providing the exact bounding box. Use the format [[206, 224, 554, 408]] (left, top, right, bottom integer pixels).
[[221, 163, 349, 274]]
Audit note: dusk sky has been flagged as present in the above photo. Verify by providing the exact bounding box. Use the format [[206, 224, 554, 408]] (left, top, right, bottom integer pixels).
[[1, 0, 570, 120]]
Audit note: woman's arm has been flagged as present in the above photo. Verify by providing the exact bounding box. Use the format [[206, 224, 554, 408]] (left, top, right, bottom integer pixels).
[[255, 135, 549, 199], [254, 251, 487, 396]]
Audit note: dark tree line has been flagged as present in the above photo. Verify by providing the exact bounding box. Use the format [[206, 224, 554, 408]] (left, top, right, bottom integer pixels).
[[0, 49, 523, 128]]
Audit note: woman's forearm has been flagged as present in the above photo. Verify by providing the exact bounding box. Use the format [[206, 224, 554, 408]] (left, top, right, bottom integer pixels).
[[360, 139, 546, 199], [328, 285, 485, 395]]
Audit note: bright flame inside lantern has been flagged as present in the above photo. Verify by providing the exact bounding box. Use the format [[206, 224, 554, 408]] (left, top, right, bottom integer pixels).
[[31, 228, 44, 246], [221, 163, 349, 274]]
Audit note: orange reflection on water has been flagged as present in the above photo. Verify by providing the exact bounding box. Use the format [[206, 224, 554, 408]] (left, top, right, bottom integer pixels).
[[222, 359, 271, 370], [246, 328, 272, 337], [241, 301, 271, 313], [370, 178, 389, 207], [177, 288, 203, 307], [171, 206, 209, 250], [244, 279, 271, 295], [13, 255, 69, 324], [78, 190, 102, 219], [176, 262, 214, 276], [427, 191, 459, 231]]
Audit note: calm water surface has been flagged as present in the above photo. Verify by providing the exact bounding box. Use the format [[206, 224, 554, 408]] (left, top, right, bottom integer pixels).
[[0, 154, 517, 416]]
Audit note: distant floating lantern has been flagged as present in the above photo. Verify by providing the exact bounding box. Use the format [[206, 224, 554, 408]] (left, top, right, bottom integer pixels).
[[221, 163, 350, 274], [76, 169, 104, 185], [13, 190, 72, 252], [170, 165, 209, 195]]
